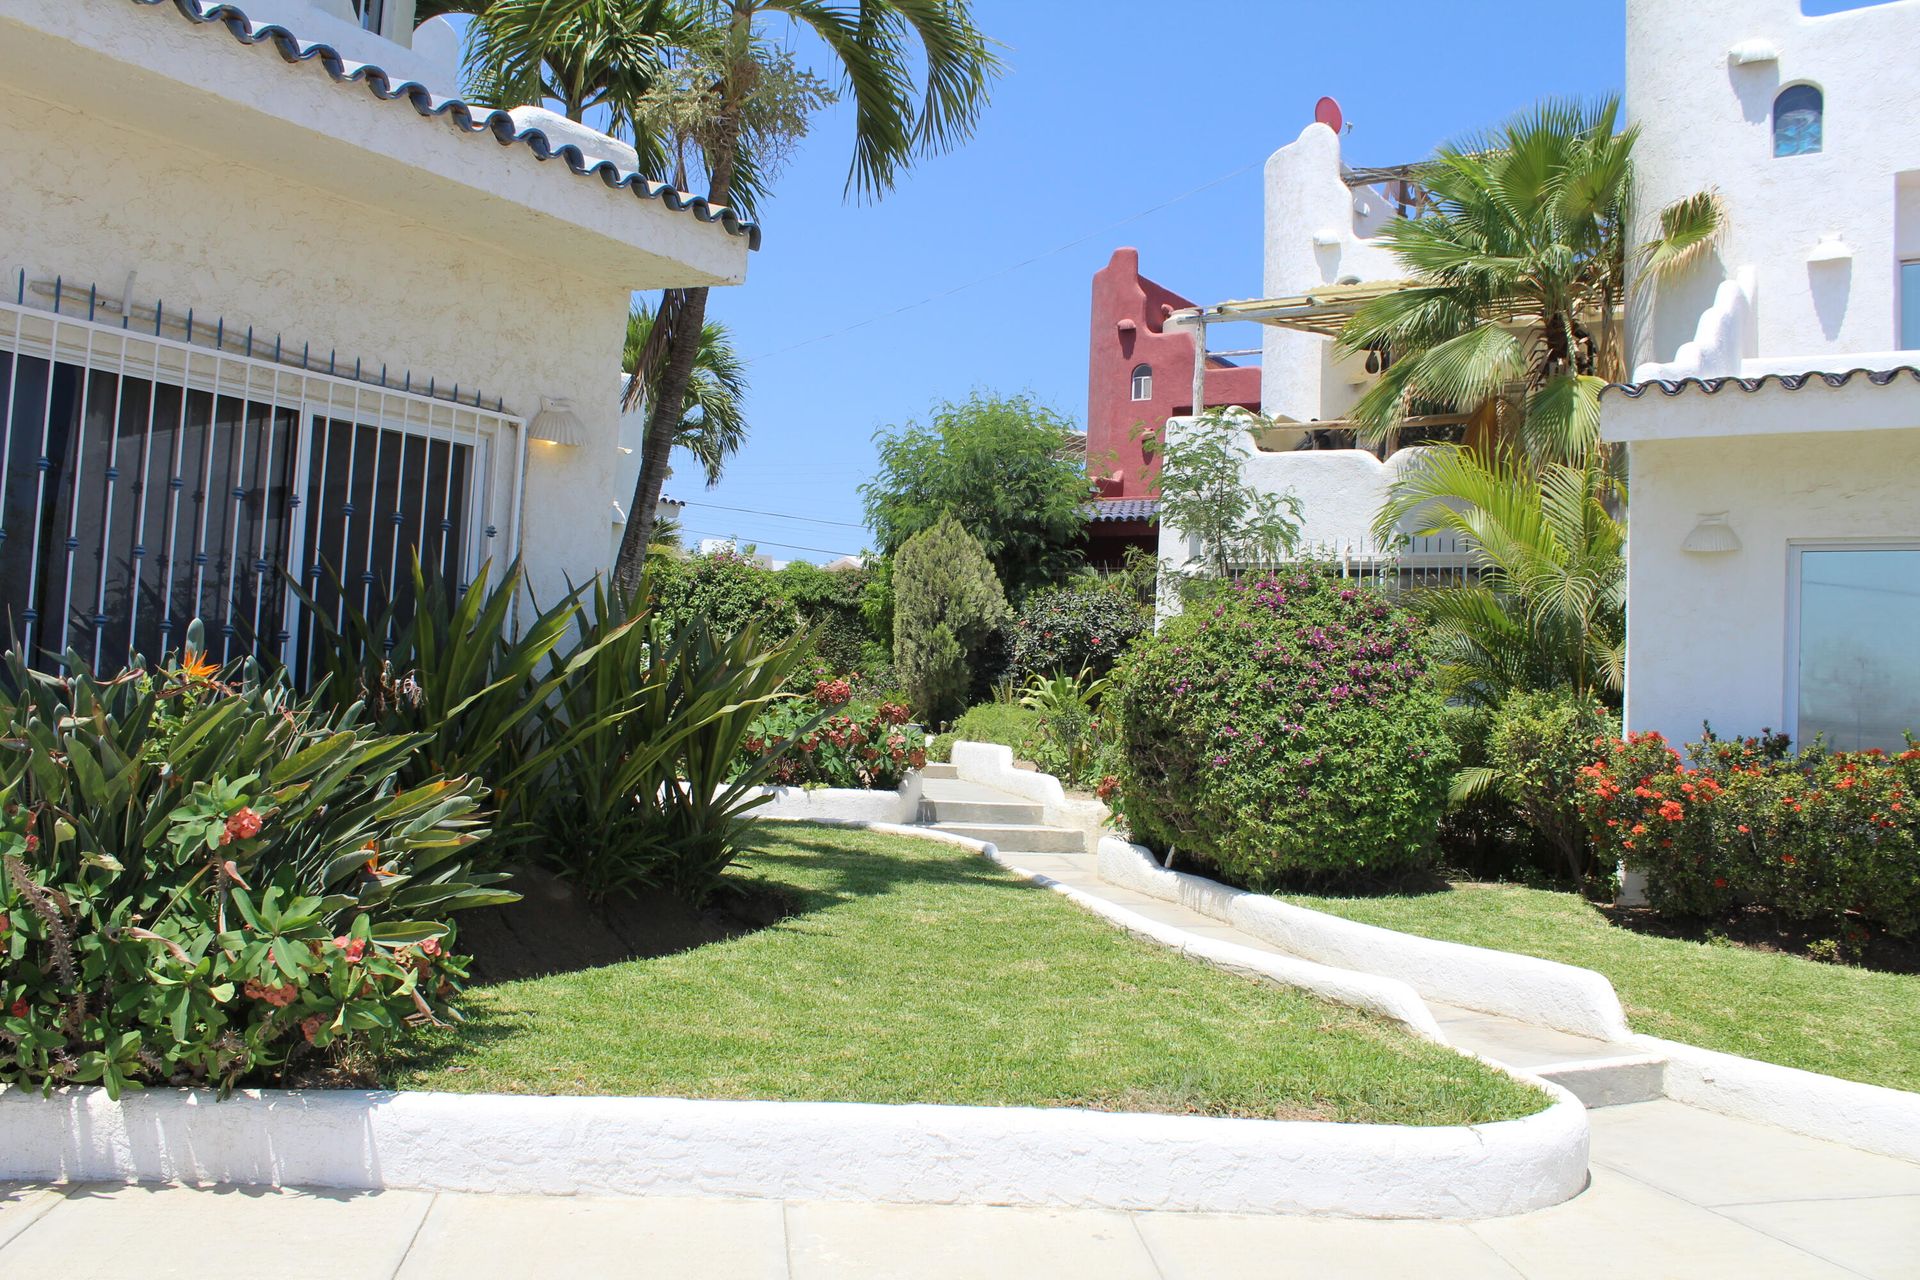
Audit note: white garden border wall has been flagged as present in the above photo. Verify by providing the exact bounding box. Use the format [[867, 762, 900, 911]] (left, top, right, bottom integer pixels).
[[1637, 1035, 1920, 1166], [949, 742, 1108, 853], [740, 771, 923, 825], [0, 820, 1590, 1218], [1098, 838, 1633, 1043], [0, 1079, 1588, 1218]]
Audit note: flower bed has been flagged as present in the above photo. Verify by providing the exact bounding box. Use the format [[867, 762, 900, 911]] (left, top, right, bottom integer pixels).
[[1580, 730, 1920, 939], [740, 681, 928, 790]]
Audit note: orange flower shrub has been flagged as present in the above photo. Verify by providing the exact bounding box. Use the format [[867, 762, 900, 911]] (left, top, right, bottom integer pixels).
[[1580, 730, 1920, 937]]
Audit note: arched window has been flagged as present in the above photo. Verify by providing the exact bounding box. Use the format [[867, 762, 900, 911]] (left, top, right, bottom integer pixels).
[[1130, 364, 1153, 401], [1773, 85, 1824, 157]]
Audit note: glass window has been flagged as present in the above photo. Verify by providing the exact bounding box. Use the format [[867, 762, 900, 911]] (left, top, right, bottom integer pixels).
[[1773, 85, 1824, 158], [1793, 546, 1920, 751], [355, 0, 386, 34], [1130, 364, 1153, 401], [1902, 261, 1920, 350]]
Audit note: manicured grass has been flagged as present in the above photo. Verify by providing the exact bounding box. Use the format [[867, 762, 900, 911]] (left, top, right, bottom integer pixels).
[[391, 826, 1544, 1124], [1280, 882, 1920, 1095]]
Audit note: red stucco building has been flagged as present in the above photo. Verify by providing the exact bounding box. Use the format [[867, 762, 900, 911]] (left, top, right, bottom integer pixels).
[[1084, 248, 1261, 566]]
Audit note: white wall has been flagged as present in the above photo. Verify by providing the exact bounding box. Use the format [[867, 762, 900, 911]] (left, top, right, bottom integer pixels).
[[1260, 124, 1403, 425], [1627, 0, 1920, 371], [0, 0, 750, 603], [1622, 423, 1920, 745]]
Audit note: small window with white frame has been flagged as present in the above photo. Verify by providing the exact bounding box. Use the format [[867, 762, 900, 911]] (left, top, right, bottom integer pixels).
[[1788, 541, 1920, 752], [1130, 364, 1153, 401], [1773, 84, 1824, 158]]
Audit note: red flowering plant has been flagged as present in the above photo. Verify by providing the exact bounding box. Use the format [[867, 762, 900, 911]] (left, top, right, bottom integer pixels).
[[0, 622, 505, 1097], [1580, 728, 1920, 937], [737, 681, 928, 791]]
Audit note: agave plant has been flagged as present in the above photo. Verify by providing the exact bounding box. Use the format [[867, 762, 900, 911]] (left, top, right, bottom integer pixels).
[[530, 581, 816, 904], [294, 557, 643, 852]]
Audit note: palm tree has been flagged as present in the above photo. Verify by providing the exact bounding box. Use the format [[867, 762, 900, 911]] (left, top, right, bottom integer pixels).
[[460, 0, 1001, 600], [1377, 448, 1625, 707], [624, 301, 747, 487], [1339, 98, 1721, 464]]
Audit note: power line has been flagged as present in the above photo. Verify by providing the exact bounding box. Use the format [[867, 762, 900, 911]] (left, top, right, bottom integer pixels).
[[744, 156, 1266, 363], [683, 528, 861, 559], [678, 499, 870, 530]]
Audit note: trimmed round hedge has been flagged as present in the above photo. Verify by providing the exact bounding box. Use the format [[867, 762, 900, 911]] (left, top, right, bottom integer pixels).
[[1113, 570, 1455, 889]]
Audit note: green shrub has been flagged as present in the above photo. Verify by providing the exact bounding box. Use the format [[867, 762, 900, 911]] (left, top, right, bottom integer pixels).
[[651, 548, 802, 646], [0, 631, 496, 1096], [1113, 570, 1456, 889], [778, 561, 875, 677], [1019, 669, 1118, 790], [893, 515, 1009, 722], [1483, 689, 1620, 882], [946, 702, 1043, 754], [1580, 731, 1920, 936], [1006, 585, 1147, 682]]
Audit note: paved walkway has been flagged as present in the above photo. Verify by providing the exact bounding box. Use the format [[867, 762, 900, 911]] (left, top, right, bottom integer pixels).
[[5, 779, 1915, 1278]]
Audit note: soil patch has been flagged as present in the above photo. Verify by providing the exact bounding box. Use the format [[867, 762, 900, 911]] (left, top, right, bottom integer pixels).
[[1598, 902, 1920, 974], [460, 866, 796, 983]]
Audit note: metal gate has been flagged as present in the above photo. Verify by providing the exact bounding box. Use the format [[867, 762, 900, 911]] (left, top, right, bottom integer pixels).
[[0, 277, 524, 678]]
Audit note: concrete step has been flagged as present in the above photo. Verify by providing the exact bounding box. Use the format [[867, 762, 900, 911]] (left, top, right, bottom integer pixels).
[[919, 762, 959, 780], [929, 822, 1087, 854], [918, 798, 1045, 825], [1531, 1054, 1668, 1109], [1429, 1001, 1665, 1108]]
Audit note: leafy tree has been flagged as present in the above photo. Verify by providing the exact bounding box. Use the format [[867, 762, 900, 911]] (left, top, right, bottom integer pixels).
[[776, 559, 871, 674], [1153, 409, 1303, 582], [1339, 97, 1722, 463], [892, 514, 1008, 722], [862, 391, 1091, 597], [624, 300, 748, 487]]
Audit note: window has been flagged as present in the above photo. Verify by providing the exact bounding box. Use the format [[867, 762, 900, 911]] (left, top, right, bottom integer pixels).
[[0, 294, 514, 679], [1789, 544, 1920, 751], [1130, 364, 1153, 401], [1773, 85, 1824, 157], [1903, 261, 1920, 349], [353, 0, 386, 34]]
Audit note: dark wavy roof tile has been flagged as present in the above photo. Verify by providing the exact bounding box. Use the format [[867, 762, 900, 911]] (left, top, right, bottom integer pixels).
[[1605, 365, 1920, 399], [134, 0, 760, 249]]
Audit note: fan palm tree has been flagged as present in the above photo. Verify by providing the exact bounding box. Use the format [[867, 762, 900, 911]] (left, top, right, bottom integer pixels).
[[459, 0, 1001, 600], [624, 301, 747, 487], [1339, 97, 1722, 464], [1377, 447, 1625, 707]]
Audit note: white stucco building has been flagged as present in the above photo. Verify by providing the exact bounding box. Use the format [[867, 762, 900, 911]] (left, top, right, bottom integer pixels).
[[0, 0, 751, 672], [1604, 0, 1920, 752], [1157, 121, 1468, 580]]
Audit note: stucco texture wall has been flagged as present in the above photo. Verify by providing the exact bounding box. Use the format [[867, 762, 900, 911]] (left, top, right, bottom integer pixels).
[[1627, 0, 1920, 368], [0, 87, 631, 605], [1623, 426, 1920, 745]]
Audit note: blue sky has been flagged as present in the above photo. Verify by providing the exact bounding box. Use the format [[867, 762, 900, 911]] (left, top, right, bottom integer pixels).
[[665, 0, 1633, 562]]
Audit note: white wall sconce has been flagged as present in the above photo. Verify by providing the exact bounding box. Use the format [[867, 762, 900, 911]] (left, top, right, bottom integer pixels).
[[1312, 229, 1344, 249], [1807, 237, 1853, 265], [1682, 512, 1742, 554], [1728, 39, 1781, 67], [528, 396, 587, 446]]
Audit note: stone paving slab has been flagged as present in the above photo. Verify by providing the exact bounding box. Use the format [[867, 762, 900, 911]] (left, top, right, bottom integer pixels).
[[394, 1194, 789, 1279], [1715, 1193, 1920, 1280]]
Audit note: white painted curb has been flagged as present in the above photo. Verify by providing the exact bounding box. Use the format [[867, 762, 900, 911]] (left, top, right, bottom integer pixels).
[[743, 772, 923, 825], [950, 741, 1109, 853], [1636, 1035, 1920, 1165], [1098, 838, 1634, 1043], [0, 1081, 1589, 1218]]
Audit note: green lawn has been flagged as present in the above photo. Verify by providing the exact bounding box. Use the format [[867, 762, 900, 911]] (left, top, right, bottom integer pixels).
[[1280, 882, 1920, 1095], [390, 826, 1543, 1125]]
